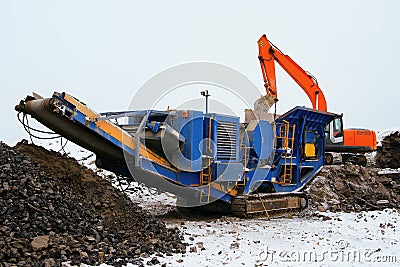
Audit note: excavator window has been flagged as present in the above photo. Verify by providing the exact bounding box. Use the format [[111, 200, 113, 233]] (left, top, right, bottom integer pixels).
[[332, 117, 343, 138], [324, 124, 330, 139]]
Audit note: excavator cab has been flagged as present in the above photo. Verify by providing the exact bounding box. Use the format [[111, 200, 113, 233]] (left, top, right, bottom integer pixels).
[[324, 116, 344, 150], [324, 116, 344, 165], [327, 116, 344, 142]]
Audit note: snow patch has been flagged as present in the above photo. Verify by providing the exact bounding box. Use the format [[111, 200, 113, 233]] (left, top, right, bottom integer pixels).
[[377, 168, 400, 175], [129, 209, 399, 267], [378, 127, 400, 143]]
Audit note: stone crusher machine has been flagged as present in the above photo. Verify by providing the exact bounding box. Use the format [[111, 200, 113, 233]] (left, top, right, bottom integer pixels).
[[15, 91, 334, 217], [15, 35, 338, 217]]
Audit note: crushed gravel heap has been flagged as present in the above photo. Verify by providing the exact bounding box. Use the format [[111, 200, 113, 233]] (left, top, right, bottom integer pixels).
[[376, 131, 400, 169], [306, 164, 400, 213], [0, 141, 185, 266]]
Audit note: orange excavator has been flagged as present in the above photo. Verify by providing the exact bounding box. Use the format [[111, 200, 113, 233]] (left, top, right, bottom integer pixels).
[[257, 34, 376, 166]]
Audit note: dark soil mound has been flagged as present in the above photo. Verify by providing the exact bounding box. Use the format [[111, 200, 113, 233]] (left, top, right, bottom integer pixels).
[[0, 141, 185, 266], [376, 131, 400, 169], [306, 164, 400, 213]]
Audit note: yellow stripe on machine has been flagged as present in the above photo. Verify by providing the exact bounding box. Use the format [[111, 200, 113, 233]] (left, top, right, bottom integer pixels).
[[63, 94, 171, 167]]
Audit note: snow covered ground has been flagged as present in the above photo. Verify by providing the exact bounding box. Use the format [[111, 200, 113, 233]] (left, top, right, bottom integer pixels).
[[115, 180, 400, 267], [34, 141, 399, 267], [112, 184, 400, 267], [79, 207, 400, 267], [157, 210, 399, 267]]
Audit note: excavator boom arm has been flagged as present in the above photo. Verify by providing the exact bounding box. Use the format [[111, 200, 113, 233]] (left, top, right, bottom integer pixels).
[[258, 35, 327, 112]]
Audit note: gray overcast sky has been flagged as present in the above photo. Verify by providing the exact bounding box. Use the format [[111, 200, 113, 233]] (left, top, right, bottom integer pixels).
[[1, 0, 399, 145]]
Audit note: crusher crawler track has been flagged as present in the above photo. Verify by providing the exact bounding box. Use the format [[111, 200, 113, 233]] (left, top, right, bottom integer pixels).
[[231, 192, 308, 218]]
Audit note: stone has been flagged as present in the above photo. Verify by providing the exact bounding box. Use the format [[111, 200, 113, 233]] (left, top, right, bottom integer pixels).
[[98, 251, 105, 264], [86, 236, 96, 242], [141, 253, 150, 258], [328, 199, 340, 205], [147, 257, 160, 265], [230, 242, 240, 249], [196, 242, 204, 249], [3, 182, 10, 190], [43, 258, 56, 267], [376, 199, 389, 205], [80, 251, 89, 259], [333, 180, 345, 191], [31, 235, 49, 250], [317, 205, 327, 212]]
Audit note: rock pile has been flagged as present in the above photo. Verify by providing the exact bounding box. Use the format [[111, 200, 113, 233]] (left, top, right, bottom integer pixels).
[[0, 141, 185, 266], [306, 164, 400, 213], [376, 131, 400, 169]]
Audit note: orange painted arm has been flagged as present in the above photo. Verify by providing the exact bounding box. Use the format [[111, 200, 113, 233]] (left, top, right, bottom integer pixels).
[[258, 34, 327, 112]]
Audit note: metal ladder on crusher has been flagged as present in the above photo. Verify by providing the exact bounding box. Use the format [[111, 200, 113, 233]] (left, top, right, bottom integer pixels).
[[199, 116, 213, 204], [199, 159, 212, 204], [276, 121, 296, 184]]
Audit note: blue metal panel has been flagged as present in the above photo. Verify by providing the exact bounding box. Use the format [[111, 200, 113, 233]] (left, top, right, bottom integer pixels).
[[305, 131, 317, 143], [212, 162, 244, 182], [244, 167, 271, 193], [167, 110, 203, 172], [140, 158, 177, 181], [177, 171, 202, 186], [252, 120, 274, 160], [276, 107, 334, 131]]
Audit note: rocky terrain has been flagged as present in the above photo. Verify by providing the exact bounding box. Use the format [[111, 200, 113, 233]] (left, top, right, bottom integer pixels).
[[0, 141, 185, 267], [306, 131, 400, 214], [306, 164, 400, 213], [0, 131, 399, 266], [376, 130, 400, 169]]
